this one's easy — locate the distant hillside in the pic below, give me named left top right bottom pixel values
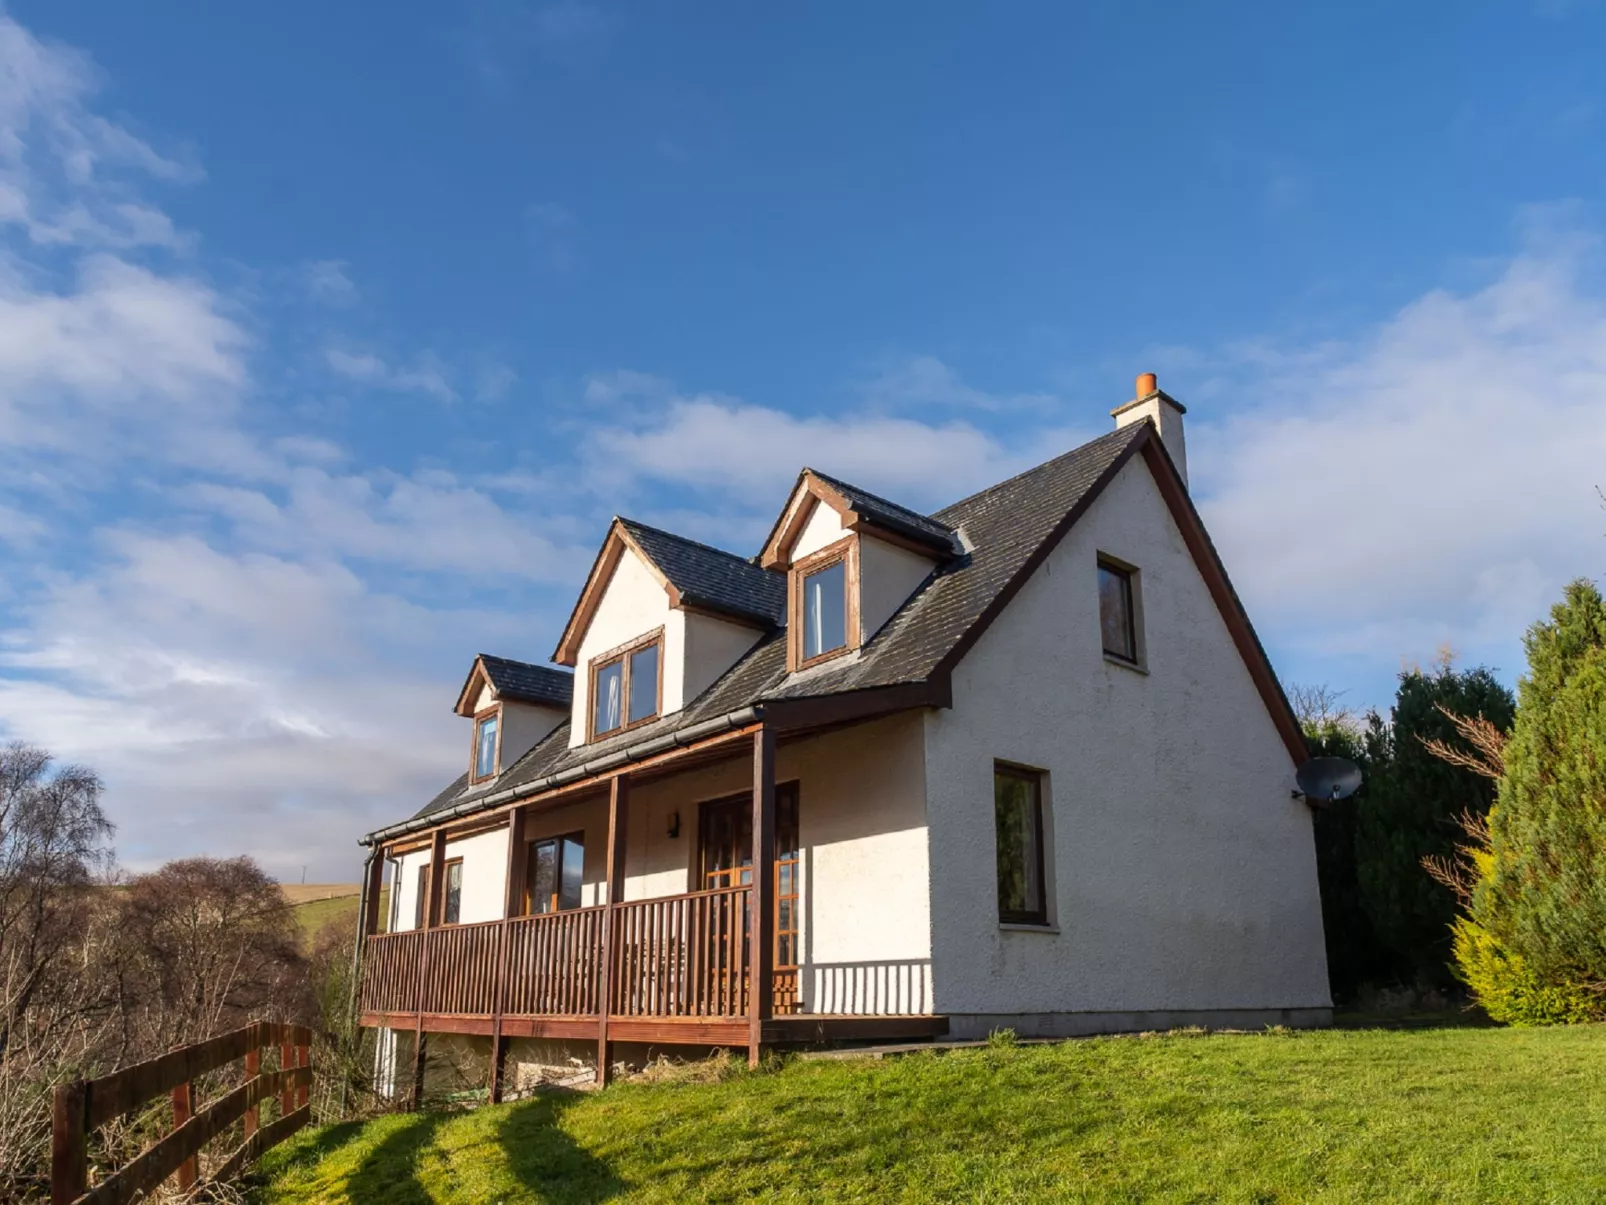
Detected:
left=280, top=883, right=385, bottom=946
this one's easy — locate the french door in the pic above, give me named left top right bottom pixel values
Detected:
left=699, top=783, right=800, bottom=1013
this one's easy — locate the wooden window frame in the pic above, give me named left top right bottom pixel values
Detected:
left=994, top=763, right=1048, bottom=927
left=1097, top=555, right=1143, bottom=668
left=788, top=536, right=860, bottom=672
left=522, top=830, right=586, bottom=915
left=440, top=857, right=465, bottom=926
left=586, top=627, right=665, bottom=742
left=468, top=703, right=504, bottom=785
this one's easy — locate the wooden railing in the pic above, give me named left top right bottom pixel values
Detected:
left=504, top=906, right=605, bottom=1016
left=360, top=886, right=767, bottom=1021
left=52, top=1020, right=312, bottom=1205
left=608, top=885, right=751, bottom=1018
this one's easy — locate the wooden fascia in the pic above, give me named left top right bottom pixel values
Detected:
left=552, top=519, right=679, bottom=667
left=452, top=656, right=493, bottom=718
left=759, top=471, right=855, bottom=569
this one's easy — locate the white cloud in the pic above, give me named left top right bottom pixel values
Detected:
left=325, top=346, right=457, bottom=402
left=1195, top=220, right=1606, bottom=685
left=860, top=354, right=1056, bottom=413
left=303, top=258, right=356, bottom=303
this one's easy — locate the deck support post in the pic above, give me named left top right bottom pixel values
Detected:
left=749, top=726, right=776, bottom=1068
left=596, top=774, right=630, bottom=1087
left=489, top=805, right=527, bottom=1104
left=408, top=828, right=447, bottom=1110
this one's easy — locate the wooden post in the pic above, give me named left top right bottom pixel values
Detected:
left=244, top=1046, right=261, bottom=1138
left=362, top=849, right=385, bottom=936
left=749, top=727, right=776, bottom=1068
left=280, top=1040, right=296, bottom=1118
left=410, top=1028, right=427, bottom=1111
left=171, top=1077, right=198, bottom=1190
left=425, top=828, right=448, bottom=930
left=595, top=775, right=630, bottom=1087
left=296, top=1041, right=311, bottom=1110
left=488, top=806, right=527, bottom=1104
left=51, top=1082, right=87, bottom=1205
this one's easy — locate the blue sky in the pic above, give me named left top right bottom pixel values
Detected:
left=1, top=2, right=1605, bottom=879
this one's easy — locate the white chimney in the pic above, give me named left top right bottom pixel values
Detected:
left=1111, top=371, right=1187, bottom=488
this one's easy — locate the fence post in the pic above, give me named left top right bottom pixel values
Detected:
left=51, top=1081, right=88, bottom=1205
left=280, top=1035, right=295, bottom=1118
left=244, top=1045, right=261, bottom=1138
left=296, top=1037, right=310, bottom=1111
left=171, top=1077, right=197, bottom=1191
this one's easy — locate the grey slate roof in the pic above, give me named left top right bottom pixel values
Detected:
left=806, top=469, right=959, bottom=554
left=620, top=518, right=787, bottom=626
left=382, top=424, right=1149, bottom=836
left=477, top=655, right=573, bottom=708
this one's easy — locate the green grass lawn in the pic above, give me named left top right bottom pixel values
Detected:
left=254, top=1025, right=1606, bottom=1204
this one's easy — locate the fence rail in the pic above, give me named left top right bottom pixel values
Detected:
left=52, top=1019, right=312, bottom=1205
left=608, top=885, right=751, bottom=1018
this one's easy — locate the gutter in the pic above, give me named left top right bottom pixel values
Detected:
left=358, top=705, right=763, bottom=848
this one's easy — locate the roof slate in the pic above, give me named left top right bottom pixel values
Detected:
left=393, top=424, right=1147, bottom=832
left=477, top=655, right=574, bottom=708
left=620, top=518, right=787, bottom=626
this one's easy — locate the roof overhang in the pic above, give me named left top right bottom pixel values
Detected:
left=759, top=470, right=953, bottom=569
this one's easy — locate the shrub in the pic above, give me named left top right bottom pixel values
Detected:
left=1450, top=915, right=1604, bottom=1026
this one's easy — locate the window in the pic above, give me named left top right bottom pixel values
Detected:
left=789, top=539, right=857, bottom=670
left=442, top=858, right=463, bottom=925
left=525, top=834, right=584, bottom=913
left=1098, top=560, right=1139, bottom=664
left=804, top=560, right=847, bottom=659
left=994, top=765, right=1047, bottom=926
left=412, top=863, right=429, bottom=930
left=589, top=631, right=662, bottom=739
left=472, top=710, right=500, bottom=781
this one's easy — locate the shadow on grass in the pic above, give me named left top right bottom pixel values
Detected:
left=345, top=1111, right=448, bottom=1205
left=496, top=1091, right=627, bottom=1203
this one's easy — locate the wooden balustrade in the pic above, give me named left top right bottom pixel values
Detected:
left=360, top=885, right=756, bottom=1022
left=417, top=920, right=502, bottom=1015
left=503, top=906, right=605, bottom=1016
left=607, top=885, right=752, bottom=1019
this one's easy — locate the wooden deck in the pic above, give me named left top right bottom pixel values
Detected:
left=358, top=883, right=946, bottom=1057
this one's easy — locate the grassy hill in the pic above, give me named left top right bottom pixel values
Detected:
left=254, top=1023, right=1606, bottom=1204
left=280, top=884, right=381, bottom=945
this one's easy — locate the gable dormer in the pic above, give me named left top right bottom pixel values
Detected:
left=553, top=518, right=785, bottom=747
left=454, top=655, right=572, bottom=785
left=759, top=470, right=956, bottom=672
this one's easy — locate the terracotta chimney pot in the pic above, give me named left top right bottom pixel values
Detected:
left=1135, top=372, right=1158, bottom=398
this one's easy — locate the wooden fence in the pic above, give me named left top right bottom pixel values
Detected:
left=51, top=1020, right=313, bottom=1205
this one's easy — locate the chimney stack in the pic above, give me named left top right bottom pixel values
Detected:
left=1111, top=371, right=1188, bottom=488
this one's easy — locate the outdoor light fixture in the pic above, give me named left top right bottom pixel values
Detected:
left=667, top=810, right=680, bottom=839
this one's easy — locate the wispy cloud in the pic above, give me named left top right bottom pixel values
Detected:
left=526, top=201, right=580, bottom=272
left=325, top=347, right=457, bottom=402
left=302, top=259, right=356, bottom=304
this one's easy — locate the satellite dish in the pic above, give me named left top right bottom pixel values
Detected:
left=1295, top=757, right=1363, bottom=807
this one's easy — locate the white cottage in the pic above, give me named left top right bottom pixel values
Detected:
left=354, top=373, right=1331, bottom=1099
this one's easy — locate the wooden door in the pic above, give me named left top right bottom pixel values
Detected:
left=699, top=784, right=800, bottom=1013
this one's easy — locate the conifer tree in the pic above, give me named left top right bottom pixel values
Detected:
left=1479, top=580, right=1606, bottom=988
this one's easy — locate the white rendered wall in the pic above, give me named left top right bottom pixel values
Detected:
left=681, top=611, right=765, bottom=707
left=388, top=825, right=512, bottom=930
left=569, top=548, right=676, bottom=747
left=792, top=500, right=847, bottom=560
left=496, top=701, right=566, bottom=770
left=921, top=456, right=1330, bottom=1025
left=857, top=535, right=936, bottom=644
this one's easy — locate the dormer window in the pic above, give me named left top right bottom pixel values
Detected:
left=471, top=708, right=501, bottom=783
left=589, top=629, right=663, bottom=740
left=789, top=539, right=860, bottom=671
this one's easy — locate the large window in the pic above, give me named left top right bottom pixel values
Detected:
left=442, top=858, right=463, bottom=925
left=589, top=631, right=663, bottom=739
left=1098, top=559, right=1139, bottom=664
left=994, top=764, right=1047, bottom=926
left=472, top=710, right=500, bottom=781
left=790, top=540, right=856, bottom=670
left=525, top=834, right=585, bottom=914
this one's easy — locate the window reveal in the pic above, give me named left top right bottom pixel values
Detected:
left=994, top=765, right=1047, bottom=926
